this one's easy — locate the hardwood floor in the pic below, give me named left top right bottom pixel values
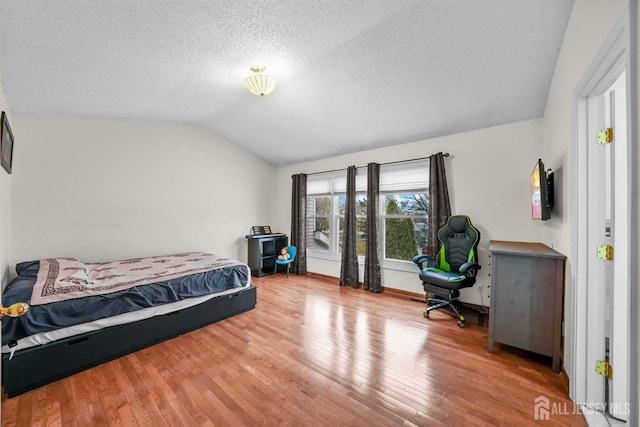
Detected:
left=2, top=274, right=586, bottom=426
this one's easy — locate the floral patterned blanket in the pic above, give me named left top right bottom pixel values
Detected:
left=30, top=252, right=243, bottom=306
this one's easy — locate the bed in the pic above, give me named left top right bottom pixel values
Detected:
left=1, top=252, right=256, bottom=397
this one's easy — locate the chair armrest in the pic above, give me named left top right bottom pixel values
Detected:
left=459, top=262, right=481, bottom=276
left=413, top=254, right=435, bottom=269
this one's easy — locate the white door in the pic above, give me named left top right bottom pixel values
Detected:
left=571, top=10, right=637, bottom=426
left=584, top=72, right=629, bottom=422
left=606, top=72, right=628, bottom=422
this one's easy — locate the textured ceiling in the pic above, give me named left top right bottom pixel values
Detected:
left=0, top=0, right=574, bottom=166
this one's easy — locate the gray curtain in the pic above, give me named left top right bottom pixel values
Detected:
left=291, top=174, right=307, bottom=275
left=340, top=166, right=359, bottom=287
left=364, top=163, right=381, bottom=292
left=427, top=152, right=452, bottom=256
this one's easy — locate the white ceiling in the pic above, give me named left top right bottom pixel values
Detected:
left=0, top=0, right=574, bottom=166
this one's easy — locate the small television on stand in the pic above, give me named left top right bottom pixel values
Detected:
left=530, top=158, right=554, bottom=221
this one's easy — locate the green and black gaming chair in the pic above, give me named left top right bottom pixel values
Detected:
left=412, top=215, right=484, bottom=328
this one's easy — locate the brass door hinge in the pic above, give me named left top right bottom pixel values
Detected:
left=597, top=245, right=614, bottom=261
left=597, top=127, right=614, bottom=144
left=596, top=360, right=613, bottom=380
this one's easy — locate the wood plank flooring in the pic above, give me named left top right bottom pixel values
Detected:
left=2, top=274, right=586, bottom=426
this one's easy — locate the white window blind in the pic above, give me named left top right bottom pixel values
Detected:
left=307, top=167, right=367, bottom=195
left=307, top=159, right=429, bottom=195
left=379, top=159, right=429, bottom=192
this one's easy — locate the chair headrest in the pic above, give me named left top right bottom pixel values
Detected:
left=438, top=215, right=480, bottom=272
left=438, top=215, right=480, bottom=247
left=447, top=216, right=473, bottom=233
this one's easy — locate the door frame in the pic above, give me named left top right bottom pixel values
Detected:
left=571, top=5, right=638, bottom=425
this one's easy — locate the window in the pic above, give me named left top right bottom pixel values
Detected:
left=383, top=193, right=428, bottom=262
left=338, top=194, right=367, bottom=256
left=306, top=169, right=367, bottom=255
left=306, top=196, right=332, bottom=252
left=379, top=160, right=429, bottom=263
left=306, top=159, right=429, bottom=267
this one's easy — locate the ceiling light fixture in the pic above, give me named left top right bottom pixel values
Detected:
left=243, top=66, right=276, bottom=97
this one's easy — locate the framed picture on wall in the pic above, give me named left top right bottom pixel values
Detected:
left=1, top=111, right=14, bottom=174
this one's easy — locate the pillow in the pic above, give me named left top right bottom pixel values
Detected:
left=15, top=260, right=40, bottom=278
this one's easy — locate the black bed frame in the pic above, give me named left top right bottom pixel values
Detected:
left=2, top=285, right=256, bottom=397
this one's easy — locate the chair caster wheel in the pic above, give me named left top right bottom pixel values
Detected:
left=423, top=310, right=430, bottom=318
left=457, top=320, right=465, bottom=328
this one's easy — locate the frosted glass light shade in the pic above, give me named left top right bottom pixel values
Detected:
left=243, top=67, right=276, bottom=97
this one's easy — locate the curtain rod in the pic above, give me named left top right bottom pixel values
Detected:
left=305, top=152, right=449, bottom=176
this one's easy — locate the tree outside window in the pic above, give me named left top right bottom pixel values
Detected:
left=305, top=161, right=430, bottom=266
left=338, top=195, right=367, bottom=256
left=383, top=194, right=428, bottom=261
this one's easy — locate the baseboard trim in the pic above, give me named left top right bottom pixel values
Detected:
left=303, top=272, right=488, bottom=315
left=305, top=272, right=423, bottom=297
left=305, top=271, right=339, bottom=284
left=304, top=272, right=477, bottom=304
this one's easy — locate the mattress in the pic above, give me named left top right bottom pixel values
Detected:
left=2, top=254, right=251, bottom=354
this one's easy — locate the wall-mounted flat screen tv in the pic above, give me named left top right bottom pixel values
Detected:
left=531, top=158, right=554, bottom=221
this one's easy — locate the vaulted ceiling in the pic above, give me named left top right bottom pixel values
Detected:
left=0, top=0, right=574, bottom=166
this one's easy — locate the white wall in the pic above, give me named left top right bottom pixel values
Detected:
left=0, top=36, right=12, bottom=289
left=540, top=0, right=627, bottom=399
left=10, top=113, right=275, bottom=267
left=542, top=0, right=627, bottom=255
left=274, top=118, right=545, bottom=306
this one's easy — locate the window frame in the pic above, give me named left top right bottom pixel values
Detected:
left=306, top=195, right=334, bottom=254
left=379, top=191, right=429, bottom=270
left=306, top=160, right=430, bottom=271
